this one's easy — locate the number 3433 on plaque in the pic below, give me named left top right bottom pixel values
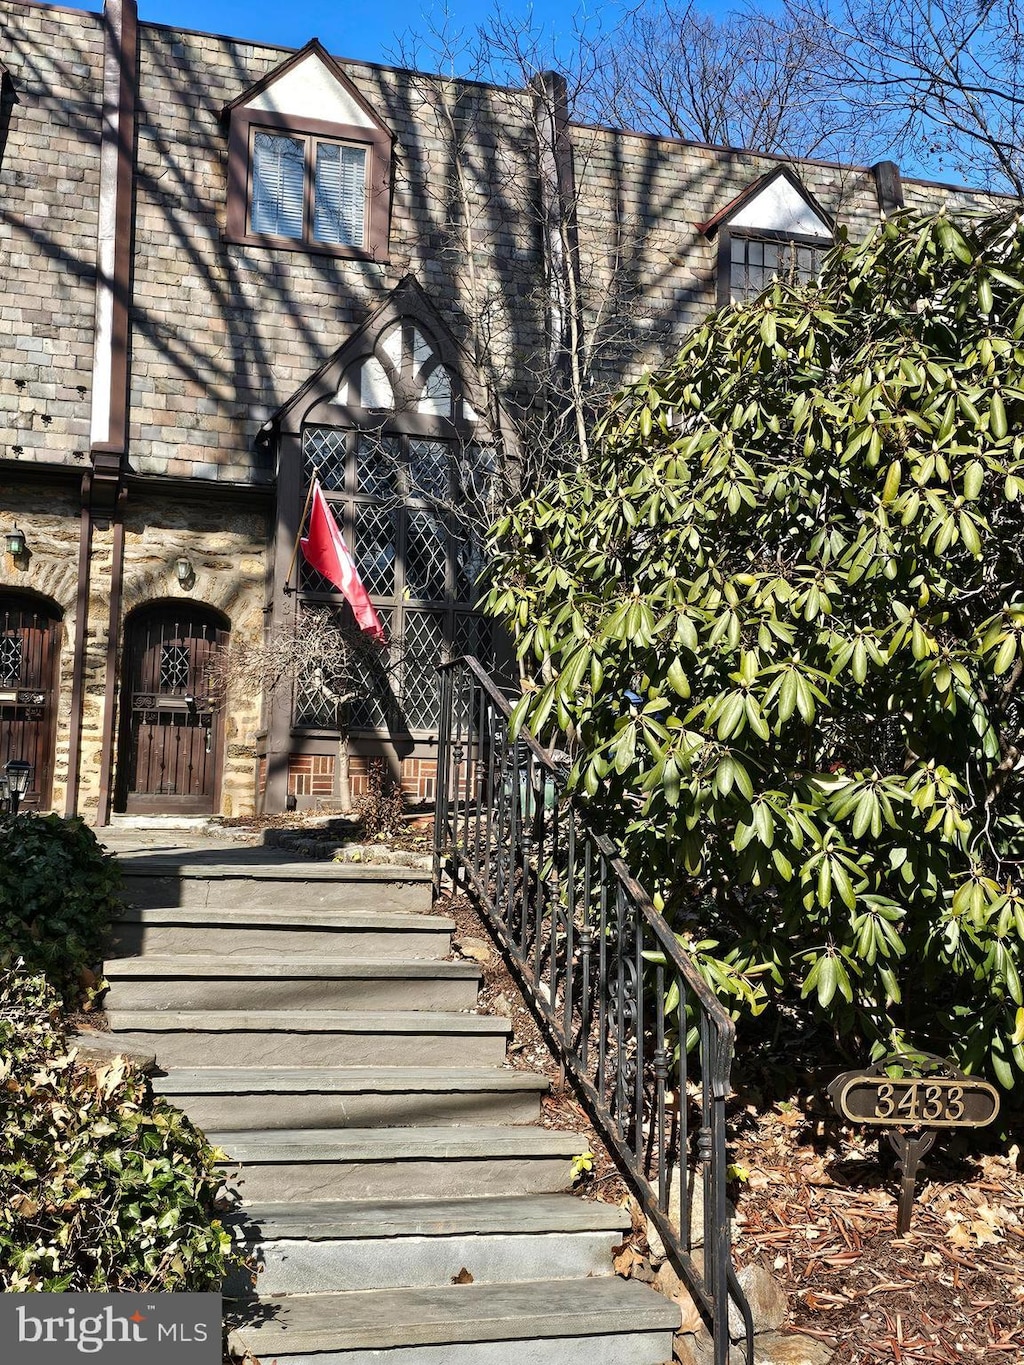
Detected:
left=829, top=1073, right=1000, bottom=1129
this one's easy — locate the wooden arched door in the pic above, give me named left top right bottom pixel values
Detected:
left=0, top=592, right=62, bottom=810
left=117, top=603, right=228, bottom=815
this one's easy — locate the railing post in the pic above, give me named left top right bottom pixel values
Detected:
left=432, top=659, right=455, bottom=902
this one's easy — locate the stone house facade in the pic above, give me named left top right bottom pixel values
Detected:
left=0, top=0, right=1005, bottom=821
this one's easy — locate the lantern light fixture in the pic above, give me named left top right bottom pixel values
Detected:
left=175, top=556, right=193, bottom=585
left=5, top=526, right=26, bottom=557
left=4, top=759, right=32, bottom=817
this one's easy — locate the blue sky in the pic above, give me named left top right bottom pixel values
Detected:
left=85, top=0, right=632, bottom=71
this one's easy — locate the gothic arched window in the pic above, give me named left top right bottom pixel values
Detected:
left=295, top=319, right=493, bottom=734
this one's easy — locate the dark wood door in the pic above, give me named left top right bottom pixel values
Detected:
left=119, top=605, right=228, bottom=815
left=0, top=594, right=61, bottom=810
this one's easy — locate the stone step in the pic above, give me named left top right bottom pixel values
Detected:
left=106, top=1009, right=510, bottom=1069
left=226, top=1278, right=679, bottom=1365
left=103, top=957, right=480, bottom=1012
left=227, top=1194, right=630, bottom=1295
left=109, top=907, right=453, bottom=959
left=119, top=859, right=432, bottom=912
left=214, top=1126, right=588, bottom=1202
left=153, top=1066, right=547, bottom=1130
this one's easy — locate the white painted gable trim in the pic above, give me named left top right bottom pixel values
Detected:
left=728, top=177, right=832, bottom=240
left=244, top=51, right=377, bottom=129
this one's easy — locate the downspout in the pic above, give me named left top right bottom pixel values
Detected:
left=88, top=0, right=138, bottom=824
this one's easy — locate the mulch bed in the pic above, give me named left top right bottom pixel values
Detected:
left=730, top=1104, right=1024, bottom=1362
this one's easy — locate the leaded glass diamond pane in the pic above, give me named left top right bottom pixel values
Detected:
left=160, top=645, right=190, bottom=692
left=357, top=435, right=400, bottom=498
left=452, top=614, right=492, bottom=726
left=0, top=636, right=22, bottom=686
left=453, top=613, right=491, bottom=666
left=400, top=611, right=446, bottom=730
left=300, top=560, right=340, bottom=594
left=355, top=505, right=398, bottom=597
left=455, top=532, right=486, bottom=602
left=349, top=609, right=394, bottom=730
left=405, top=509, right=448, bottom=601
left=294, top=663, right=342, bottom=728
left=304, top=426, right=348, bottom=492
left=456, top=444, right=496, bottom=501
left=408, top=440, right=449, bottom=500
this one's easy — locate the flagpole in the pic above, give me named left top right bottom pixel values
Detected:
left=284, top=465, right=320, bottom=592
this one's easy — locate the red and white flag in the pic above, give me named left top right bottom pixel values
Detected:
left=300, top=480, right=386, bottom=643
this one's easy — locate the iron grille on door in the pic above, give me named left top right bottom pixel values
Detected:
left=0, top=593, right=62, bottom=810
left=117, top=605, right=228, bottom=814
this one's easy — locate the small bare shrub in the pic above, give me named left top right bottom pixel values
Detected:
left=356, top=759, right=406, bottom=840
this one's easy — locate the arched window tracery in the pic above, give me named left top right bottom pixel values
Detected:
left=296, top=319, right=492, bottom=734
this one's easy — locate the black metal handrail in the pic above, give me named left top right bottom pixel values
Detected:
left=433, top=656, right=753, bottom=1365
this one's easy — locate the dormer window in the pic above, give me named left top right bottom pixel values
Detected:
left=700, top=167, right=834, bottom=307
left=729, top=234, right=824, bottom=303
left=250, top=129, right=367, bottom=248
left=224, top=39, right=392, bottom=260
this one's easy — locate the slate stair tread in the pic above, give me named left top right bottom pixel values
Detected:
left=211, top=1125, right=588, bottom=1163
left=226, top=1278, right=679, bottom=1354
left=154, top=1066, right=548, bottom=1094
left=230, top=1193, right=630, bottom=1240
left=113, top=907, right=451, bottom=929
left=109, top=851, right=675, bottom=1364
left=107, top=1009, right=510, bottom=1034
left=118, top=859, right=432, bottom=882
left=105, top=956, right=478, bottom=979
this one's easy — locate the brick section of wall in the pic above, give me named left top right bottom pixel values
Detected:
left=288, top=752, right=335, bottom=797
left=346, top=753, right=436, bottom=804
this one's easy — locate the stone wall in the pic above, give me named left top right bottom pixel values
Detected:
left=1, top=0, right=1014, bottom=822
left=125, top=21, right=543, bottom=483
left=1, top=1, right=1013, bottom=487
left=1, top=478, right=83, bottom=812
left=0, top=2, right=102, bottom=467
left=568, top=125, right=1013, bottom=390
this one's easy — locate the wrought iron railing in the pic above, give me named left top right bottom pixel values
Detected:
left=433, top=656, right=753, bottom=1365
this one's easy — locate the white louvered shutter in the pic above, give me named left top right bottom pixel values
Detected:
left=251, top=132, right=305, bottom=239
left=313, top=143, right=367, bottom=247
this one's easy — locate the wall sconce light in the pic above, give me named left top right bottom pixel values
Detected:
left=175, top=556, right=193, bottom=586
left=4, top=759, right=33, bottom=817
left=6, top=526, right=26, bottom=557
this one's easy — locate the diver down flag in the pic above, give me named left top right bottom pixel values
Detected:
left=300, top=480, right=386, bottom=642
